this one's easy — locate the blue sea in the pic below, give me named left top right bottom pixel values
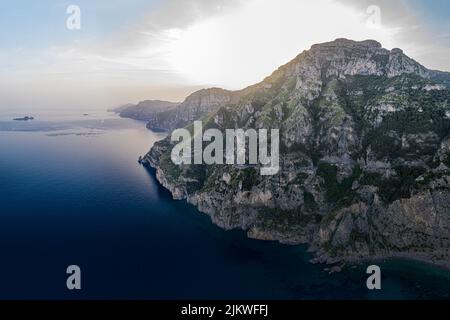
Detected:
left=1, top=110, right=450, bottom=300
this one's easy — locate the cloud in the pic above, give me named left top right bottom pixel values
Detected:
left=2, top=0, right=449, bottom=110
left=147, top=0, right=397, bottom=88
left=335, top=0, right=450, bottom=70
left=92, top=0, right=449, bottom=89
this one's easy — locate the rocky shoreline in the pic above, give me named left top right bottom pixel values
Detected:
left=143, top=152, right=450, bottom=271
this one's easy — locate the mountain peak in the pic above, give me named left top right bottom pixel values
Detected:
left=278, top=38, right=432, bottom=90
left=311, top=38, right=382, bottom=50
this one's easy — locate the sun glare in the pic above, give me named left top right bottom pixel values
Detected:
left=163, top=0, right=396, bottom=89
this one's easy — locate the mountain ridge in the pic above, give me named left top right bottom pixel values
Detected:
left=118, top=39, right=450, bottom=130
left=110, top=100, right=179, bottom=130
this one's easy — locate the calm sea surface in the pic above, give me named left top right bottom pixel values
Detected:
left=1, top=111, right=450, bottom=299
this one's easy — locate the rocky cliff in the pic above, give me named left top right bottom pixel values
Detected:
left=113, top=90, right=238, bottom=132
left=145, top=88, right=239, bottom=132
left=111, top=100, right=179, bottom=129
left=143, top=39, right=450, bottom=269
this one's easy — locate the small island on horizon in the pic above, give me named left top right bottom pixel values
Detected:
left=13, top=116, right=34, bottom=121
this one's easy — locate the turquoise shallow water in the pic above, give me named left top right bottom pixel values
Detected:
left=0, top=112, right=450, bottom=299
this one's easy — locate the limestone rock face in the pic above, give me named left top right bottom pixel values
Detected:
left=143, top=39, right=450, bottom=267
left=146, top=88, right=237, bottom=132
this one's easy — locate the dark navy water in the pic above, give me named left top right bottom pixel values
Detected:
left=1, top=111, right=450, bottom=300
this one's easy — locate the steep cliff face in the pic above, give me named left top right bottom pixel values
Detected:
left=144, top=39, right=450, bottom=268
left=146, top=88, right=238, bottom=132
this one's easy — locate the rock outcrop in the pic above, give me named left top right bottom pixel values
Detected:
left=145, top=88, right=238, bottom=132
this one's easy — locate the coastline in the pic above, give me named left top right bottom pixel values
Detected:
left=140, top=142, right=450, bottom=273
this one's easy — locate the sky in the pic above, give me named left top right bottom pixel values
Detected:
left=0, top=0, right=449, bottom=111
